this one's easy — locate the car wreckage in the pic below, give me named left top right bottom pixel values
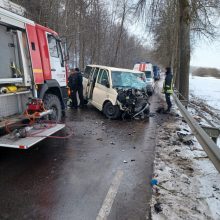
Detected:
left=117, top=88, right=150, bottom=119
left=83, top=65, right=150, bottom=119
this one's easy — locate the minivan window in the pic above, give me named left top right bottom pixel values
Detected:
left=112, top=71, right=146, bottom=90
left=100, top=70, right=109, bottom=86
left=84, top=66, right=93, bottom=79
left=93, top=68, right=100, bottom=82
left=97, top=69, right=109, bottom=85
left=97, top=69, right=104, bottom=83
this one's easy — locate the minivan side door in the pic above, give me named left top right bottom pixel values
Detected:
left=92, top=69, right=110, bottom=110
left=83, top=66, right=93, bottom=98
left=83, top=66, right=100, bottom=100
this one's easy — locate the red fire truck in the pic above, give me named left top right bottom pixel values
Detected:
left=0, top=0, right=69, bottom=149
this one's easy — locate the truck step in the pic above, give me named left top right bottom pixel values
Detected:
left=0, top=123, right=65, bottom=149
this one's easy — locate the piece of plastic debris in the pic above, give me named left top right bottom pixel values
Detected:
left=131, top=159, right=135, bottom=162
left=151, top=179, right=158, bottom=186
left=149, top=113, right=156, bottom=117
left=154, top=202, right=162, bottom=213
left=123, top=160, right=128, bottom=163
left=156, top=107, right=165, bottom=114
left=121, top=150, right=125, bottom=152
left=177, top=131, right=194, bottom=145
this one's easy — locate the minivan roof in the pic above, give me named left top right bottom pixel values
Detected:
left=86, top=64, right=143, bottom=74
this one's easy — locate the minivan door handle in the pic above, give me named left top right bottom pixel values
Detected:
left=51, top=68, right=56, bottom=71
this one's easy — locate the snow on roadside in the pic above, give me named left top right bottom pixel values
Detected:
left=189, top=75, right=220, bottom=111
left=150, top=100, right=220, bottom=219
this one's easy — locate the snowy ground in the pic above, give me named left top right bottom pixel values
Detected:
left=189, top=75, right=220, bottom=146
left=150, top=78, right=220, bottom=220
left=189, top=75, right=220, bottom=111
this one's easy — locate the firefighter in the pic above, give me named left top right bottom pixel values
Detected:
left=68, top=67, right=84, bottom=109
left=162, top=67, right=173, bottom=112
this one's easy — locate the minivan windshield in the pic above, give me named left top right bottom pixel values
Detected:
left=112, top=71, right=146, bottom=90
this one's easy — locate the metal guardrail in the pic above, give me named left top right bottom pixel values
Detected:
left=173, top=93, right=220, bottom=173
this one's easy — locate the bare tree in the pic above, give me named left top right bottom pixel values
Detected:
left=135, top=0, right=220, bottom=100
left=12, top=0, right=151, bottom=69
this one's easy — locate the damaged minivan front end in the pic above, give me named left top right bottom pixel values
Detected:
left=116, top=88, right=150, bottom=119
left=111, top=70, right=150, bottom=119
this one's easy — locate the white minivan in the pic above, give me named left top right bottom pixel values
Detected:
left=133, top=62, right=155, bottom=95
left=83, top=65, right=150, bottom=119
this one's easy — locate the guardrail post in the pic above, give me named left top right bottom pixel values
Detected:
left=201, top=126, right=220, bottom=144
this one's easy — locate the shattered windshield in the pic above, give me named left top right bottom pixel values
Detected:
left=111, top=71, right=146, bottom=90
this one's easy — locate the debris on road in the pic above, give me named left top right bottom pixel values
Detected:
left=154, top=202, right=163, bottom=213
left=177, top=131, right=194, bottom=145
left=151, top=179, right=158, bottom=186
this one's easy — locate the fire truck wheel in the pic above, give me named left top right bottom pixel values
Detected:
left=43, top=94, right=62, bottom=121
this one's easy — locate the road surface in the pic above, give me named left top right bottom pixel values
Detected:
left=0, top=93, right=161, bottom=220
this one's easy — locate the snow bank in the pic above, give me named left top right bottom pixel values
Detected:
left=189, top=75, right=220, bottom=110
left=150, top=101, right=220, bottom=219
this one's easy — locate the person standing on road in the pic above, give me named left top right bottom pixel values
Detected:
left=162, top=67, right=173, bottom=112
left=68, top=67, right=84, bottom=109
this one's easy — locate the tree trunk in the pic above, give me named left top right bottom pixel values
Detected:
left=111, top=2, right=126, bottom=66
left=178, top=0, right=190, bottom=100
left=173, top=4, right=180, bottom=90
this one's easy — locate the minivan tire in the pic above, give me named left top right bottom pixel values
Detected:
left=43, top=94, right=62, bottom=122
left=103, top=102, right=121, bottom=119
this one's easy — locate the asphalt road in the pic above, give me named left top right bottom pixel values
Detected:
left=0, top=94, right=161, bottom=220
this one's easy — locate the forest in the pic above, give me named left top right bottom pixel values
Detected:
left=11, top=0, right=220, bottom=99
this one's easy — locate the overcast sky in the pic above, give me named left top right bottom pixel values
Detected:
left=191, top=37, right=220, bottom=69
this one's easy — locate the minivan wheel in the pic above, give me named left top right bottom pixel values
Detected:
left=103, top=102, right=121, bottom=119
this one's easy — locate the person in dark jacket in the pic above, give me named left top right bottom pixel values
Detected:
left=162, top=67, right=173, bottom=112
left=68, top=67, right=84, bottom=109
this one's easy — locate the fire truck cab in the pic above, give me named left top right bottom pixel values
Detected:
left=0, top=0, right=68, bottom=149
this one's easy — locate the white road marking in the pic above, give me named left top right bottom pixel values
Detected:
left=96, top=170, right=124, bottom=220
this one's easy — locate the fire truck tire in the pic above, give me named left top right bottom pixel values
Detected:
left=43, top=94, right=62, bottom=121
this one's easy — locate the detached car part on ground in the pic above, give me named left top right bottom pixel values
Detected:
left=83, top=65, right=150, bottom=120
